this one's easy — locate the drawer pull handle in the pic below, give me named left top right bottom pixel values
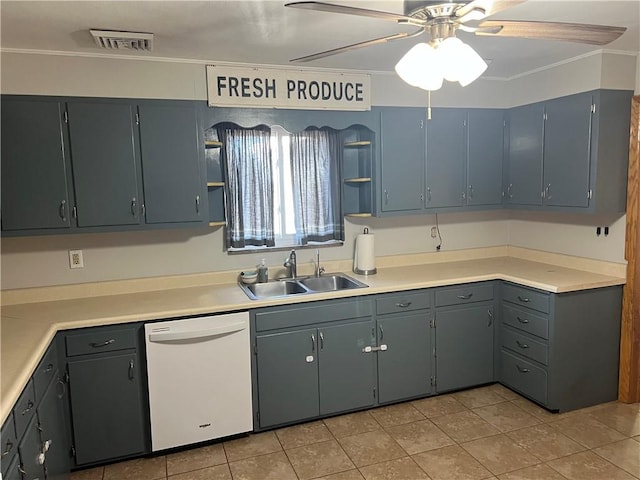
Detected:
left=21, top=400, right=34, bottom=416
left=2, top=440, right=14, bottom=457
left=516, top=365, right=530, bottom=373
left=43, top=363, right=54, bottom=373
left=90, top=339, right=115, bottom=348
left=517, top=295, right=530, bottom=303
left=516, top=340, right=529, bottom=349
left=395, top=302, right=412, bottom=308
left=456, top=293, right=473, bottom=300
left=516, top=316, right=529, bottom=324
left=487, top=309, right=493, bottom=327
left=129, top=360, right=135, bottom=380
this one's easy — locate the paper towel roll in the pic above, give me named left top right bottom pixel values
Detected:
left=353, top=230, right=377, bottom=275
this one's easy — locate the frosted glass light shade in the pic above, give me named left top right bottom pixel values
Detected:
left=394, top=43, right=444, bottom=91
left=395, top=37, right=488, bottom=90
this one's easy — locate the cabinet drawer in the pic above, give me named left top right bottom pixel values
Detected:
left=1, top=413, right=17, bottom=476
left=500, top=349, right=548, bottom=405
left=33, top=341, right=58, bottom=403
left=66, top=328, right=137, bottom=356
left=12, top=380, right=36, bottom=440
left=255, top=297, right=373, bottom=332
left=502, top=305, right=549, bottom=340
left=435, top=283, right=493, bottom=307
left=502, top=283, right=550, bottom=313
left=501, top=326, right=548, bottom=365
left=376, top=290, right=430, bottom=315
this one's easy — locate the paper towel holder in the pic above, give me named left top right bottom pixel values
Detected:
left=354, top=227, right=377, bottom=275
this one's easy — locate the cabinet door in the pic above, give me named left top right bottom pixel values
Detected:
left=37, top=377, right=70, bottom=480
left=377, top=313, right=432, bottom=404
left=467, top=110, right=504, bottom=206
left=435, top=305, right=494, bottom=392
left=318, top=321, right=375, bottom=416
left=543, top=92, right=592, bottom=207
left=17, top=415, right=45, bottom=480
left=138, top=103, right=205, bottom=224
left=506, top=103, right=544, bottom=206
left=67, top=101, right=142, bottom=227
left=255, top=329, right=319, bottom=428
left=426, top=109, right=466, bottom=208
left=1, top=98, right=73, bottom=231
left=380, top=108, right=425, bottom=213
left=67, top=352, right=146, bottom=465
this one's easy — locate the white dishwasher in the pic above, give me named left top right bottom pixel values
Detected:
left=144, top=311, right=252, bottom=452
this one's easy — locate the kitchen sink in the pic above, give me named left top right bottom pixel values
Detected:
left=239, top=273, right=368, bottom=300
left=299, top=274, right=367, bottom=292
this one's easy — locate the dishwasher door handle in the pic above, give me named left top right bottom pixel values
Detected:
left=148, top=322, right=246, bottom=343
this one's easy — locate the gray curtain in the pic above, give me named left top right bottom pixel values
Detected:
left=290, top=128, right=342, bottom=244
left=221, top=125, right=275, bottom=248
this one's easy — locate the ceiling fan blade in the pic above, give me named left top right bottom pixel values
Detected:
left=456, top=0, right=527, bottom=22
left=290, top=32, right=416, bottom=62
left=476, top=20, right=626, bottom=45
left=285, top=1, right=415, bottom=23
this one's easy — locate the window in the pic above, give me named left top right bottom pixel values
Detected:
left=219, top=123, right=343, bottom=251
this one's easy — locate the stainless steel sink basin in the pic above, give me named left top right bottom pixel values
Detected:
left=238, top=273, right=367, bottom=300
left=299, top=274, right=367, bottom=292
left=242, top=280, right=308, bottom=300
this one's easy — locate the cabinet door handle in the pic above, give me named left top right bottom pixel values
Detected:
left=545, top=183, right=552, bottom=200
left=90, top=339, right=115, bottom=348
left=517, top=295, right=530, bottom=303
left=507, top=183, right=513, bottom=199
left=319, top=332, right=324, bottom=350
left=195, top=195, right=200, bottom=214
left=426, top=187, right=432, bottom=202
left=395, top=302, right=412, bottom=308
left=516, top=316, right=529, bottom=324
left=311, top=334, right=316, bottom=352
left=59, top=200, right=67, bottom=221
left=128, top=359, right=135, bottom=380
left=487, top=308, right=493, bottom=327
left=57, top=378, right=66, bottom=400
left=468, top=185, right=473, bottom=199
left=516, top=365, right=530, bottom=373
left=21, top=400, right=34, bottom=416
left=130, top=197, right=137, bottom=216
left=2, top=440, right=13, bottom=457
left=18, top=465, right=27, bottom=475
left=384, top=189, right=389, bottom=205
left=43, top=363, right=54, bottom=373
left=379, top=324, right=384, bottom=341
left=516, top=340, right=529, bottom=349
left=456, top=293, right=473, bottom=300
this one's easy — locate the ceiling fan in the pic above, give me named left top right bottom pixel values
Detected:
left=285, top=0, right=627, bottom=62
left=285, top=1, right=627, bottom=90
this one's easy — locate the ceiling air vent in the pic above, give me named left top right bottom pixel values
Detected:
left=90, top=29, right=154, bottom=52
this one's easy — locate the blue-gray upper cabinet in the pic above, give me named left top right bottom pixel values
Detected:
left=378, top=107, right=425, bottom=214
left=67, top=100, right=143, bottom=227
left=342, top=126, right=374, bottom=218
left=505, top=102, right=544, bottom=206
left=1, top=97, right=74, bottom=231
left=426, top=109, right=467, bottom=208
left=138, top=102, right=206, bottom=225
left=467, top=109, right=505, bottom=207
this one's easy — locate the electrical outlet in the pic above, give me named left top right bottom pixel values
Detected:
left=69, top=250, right=84, bottom=269
left=430, top=226, right=438, bottom=238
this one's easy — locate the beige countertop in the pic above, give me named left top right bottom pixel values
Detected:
left=0, top=247, right=626, bottom=425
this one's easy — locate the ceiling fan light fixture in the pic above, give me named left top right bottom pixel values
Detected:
left=395, top=36, right=487, bottom=91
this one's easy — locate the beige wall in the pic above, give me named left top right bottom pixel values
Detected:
left=0, top=50, right=635, bottom=289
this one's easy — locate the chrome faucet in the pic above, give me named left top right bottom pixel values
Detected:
left=315, top=249, right=325, bottom=277
left=284, top=249, right=297, bottom=279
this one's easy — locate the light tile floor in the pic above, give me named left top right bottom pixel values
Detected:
left=70, top=384, right=640, bottom=480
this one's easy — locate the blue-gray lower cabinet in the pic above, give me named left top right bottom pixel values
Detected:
left=18, top=415, right=45, bottom=480
left=374, top=290, right=433, bottom=404
left=37, top=376, right=70, bottom=480
left=434, top=283, right=495, bottom=393
left=252, top=297, right=376, bottom=430
left=498, top=282, right=622, bottom=412
left=64, top=324, right=149, bottom=467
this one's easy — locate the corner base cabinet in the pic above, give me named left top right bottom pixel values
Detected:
left=498, top=283, right=622, bottom=412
